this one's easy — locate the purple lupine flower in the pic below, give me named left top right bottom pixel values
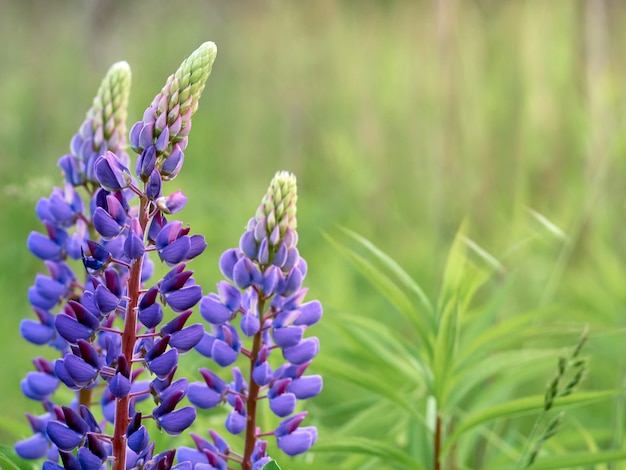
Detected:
left=192, top=171, right=323, bottom=466
left=17, top=42, right=216, bottom=470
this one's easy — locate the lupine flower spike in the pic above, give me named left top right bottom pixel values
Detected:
left=190, top=171, right=323, bottom=469
left=18, top=42, right=217, bottom=470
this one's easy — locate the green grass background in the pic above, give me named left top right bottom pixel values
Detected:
left=2, top=0, right=626, bottom=468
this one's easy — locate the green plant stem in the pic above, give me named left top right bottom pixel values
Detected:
left=242, top=297, right=266, bottom=470
left=112, top=195, right=148, bottom=470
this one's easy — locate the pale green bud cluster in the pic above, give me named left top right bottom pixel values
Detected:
left=255, top=171, right=298, bottom=239
left=89, top=61, right=131, bottom=151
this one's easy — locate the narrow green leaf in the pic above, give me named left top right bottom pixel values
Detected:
left=340, top=228, right=434, bottom=316
left=442, top=389, right=624, bottom=455
left=262, top=461, right=282, bottom=470
left=314, top=357, right=426, bottom=423
left=456, top=306, right=558, bottom=367
left=0, top=452, right=22, bottom=470
left=324, top=232, right=432, bottom=352
left=529, top=450, right=626, bottom=469
left=437, top=222, right=469, bottom=315
left=433, top=299, right=460, bottom=406
left=313, top=437, right=428, bottom=470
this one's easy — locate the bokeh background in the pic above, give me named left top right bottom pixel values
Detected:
left=2, top=0, right=626, bottom=468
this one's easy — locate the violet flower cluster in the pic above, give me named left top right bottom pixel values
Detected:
left=15, top=40, right=322, bottom=470
left=183, top=172, right=323, bottom=470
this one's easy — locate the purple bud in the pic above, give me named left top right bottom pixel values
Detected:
left=94, top=285, right=118, bottom=315
left=240, top=312, right=260, bottom=337
left=139, top=303, right=163, bottom=329
left=239, top=231, right=257, bottom=259
left=155, top=126, right=170, bottom=152
left=161, top=144, right=184, bottom=180
left=137, top=145, right=157, bottom=181
left=94, top=151, right=131, bottom=192
left=109, top=372, right=131, bottom=398
left=252, top=361, right=273, bottom=386
left=124, top=231, right=145, bottom=260
left=219, top=249, right=240, bottom=280
left=156, top=190, right=187, bottom=214
left=146, top=169, right=162, bottom=199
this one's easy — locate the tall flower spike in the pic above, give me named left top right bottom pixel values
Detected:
left=60, top=61, right=132, bottom=185
left=195, top=171, right=322, bottom=468
left=131, top=42, right=218, bottom=181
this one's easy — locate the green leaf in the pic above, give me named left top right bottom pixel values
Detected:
left=340, top=228, right=434, bottom=316
left=313, top=437, right=428, bottom=470
left=442, top=389, right=625, bottom=455
left=324, top=231, right=432, bottom=353
left=314, top=357, right=426, bottom=423
left=529, top=450, right=626, bottom=469
left=0, top=452, right=22, bottom=470
left=262, top=461, right=282, bottom=470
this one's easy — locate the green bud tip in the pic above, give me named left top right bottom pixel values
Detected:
left=162, top=41, right=217, bottom=124
left=91, top=61, right=132, bottom=146
left=256, top=171, right=298, bottom=237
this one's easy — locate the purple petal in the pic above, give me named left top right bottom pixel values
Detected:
left=200, top=294, right=233, bottom=325
left=252, top=361, right=273, bottom=386
left=159, top=236, right=191, bottom=266
left=211, top=340, right=238, bottom=367
left=157, top=406, right=196, bottom=435
left=46, top=421, right=83, bottom=452
left=138, top=303, right=164, bottom=329
left=289, top=375, right=323, bottom=400
left=55, top=314, right=92, bottom=343
left=170, top=324, right=205, bottom=352
left=239, top=231, right=257, bottom=259
left=20, top=319, right=54, bottom=345
left=109, top=372, right=131, bottom=398
left=273, top=326, right=305, bottom=349
left=63, top=354, right=98, bottom=385
left=195, top=332, right=216, bottom=358
left=225, top=410, right=246, bottom=435
left=124, top=231, right=145, bottom=260
left=217, top=281, right=241, bottom=311
left=15, top=433, right=49, bottom=459
left=277, top=427, right=317, bottom=456
left=270, top=393, right=297, bottom=417
left=294, top=300, right=322, bottom=327
left=26, top=372, right=58, bottom=396
left=27, top=232, right=61, bottom=261
left=77, top=446, right=105, bottom=470
left=93, top=207, right=123, bottom=238
left=283, top=337, right=319, bottom=365
left=188, top=382, right=222, bottom=409
left=95, top=285, right=119, bottom=315
left=148, top=348, right=178, bottom=378
left=219, top=249, right=240, bottom=280
left=165, top=285, right=202, bottom=313
left=240, top=313, right=260, bottom=337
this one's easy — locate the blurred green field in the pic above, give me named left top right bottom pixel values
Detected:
left=3, top=0, right=626, bottom=468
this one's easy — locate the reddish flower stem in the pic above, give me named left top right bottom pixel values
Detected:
left=242, top=298, right=266, bottom=470
left=112, top=195, right=148, bottom=470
